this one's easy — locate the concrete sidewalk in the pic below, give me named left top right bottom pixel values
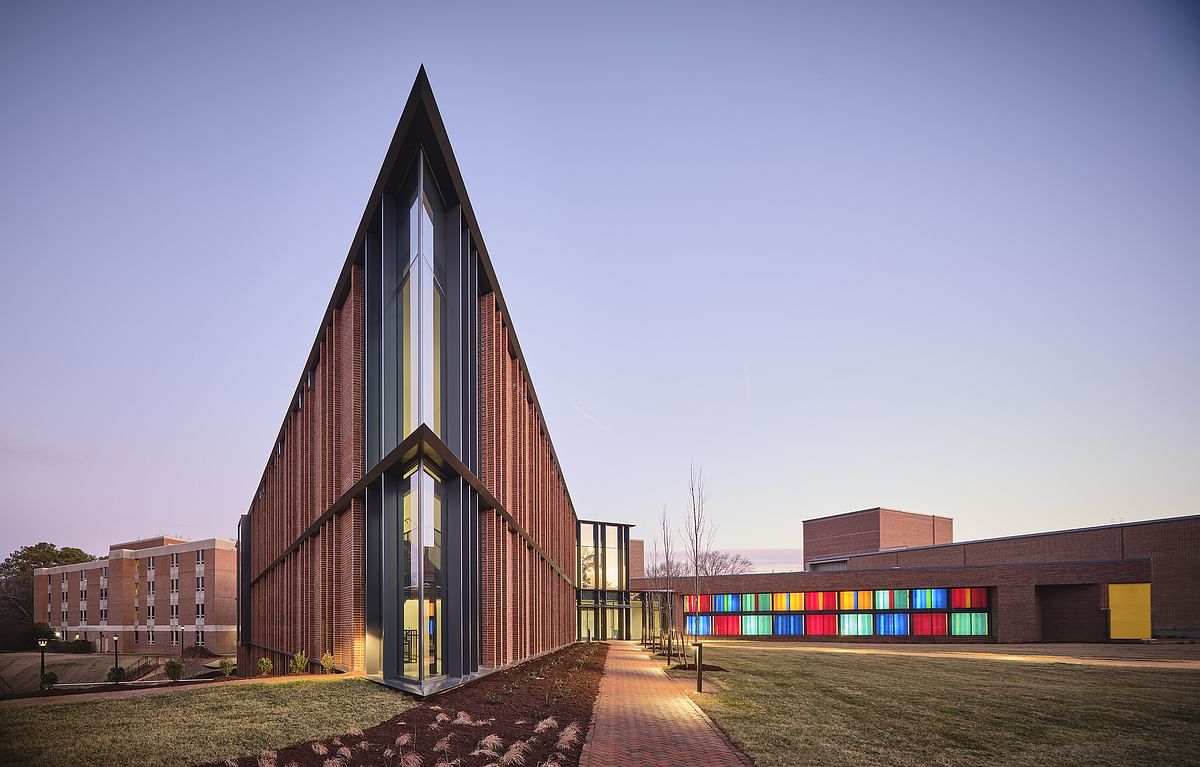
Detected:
left=580, top=642, right=752, bottom=767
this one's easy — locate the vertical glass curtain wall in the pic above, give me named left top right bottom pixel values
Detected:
left=364, top=149, right=481, bottom=694
left=683, top=587, right=990, bottom=639
left=576, top=521, right=630, bottom=640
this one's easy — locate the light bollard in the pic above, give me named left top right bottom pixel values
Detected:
left=693, top=642, right=703, bottom=692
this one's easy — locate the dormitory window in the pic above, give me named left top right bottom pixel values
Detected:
left=147, top=559, right=154, bottom=574
left=147, top=631, right=154, bottom=646
left=147, top=605, right=155, bottom=619
left=100, top=608, right=107, bottom=622
left=170, top=630, right=179, bottom=646
left=134, top=630, right=139, bottom=643
left=196, top=576, right=205, bottom=592
left=195, top=603, right=205, bottom=619
left=147, top=581, right=155, bottom=595
left=170, top=604, right=179, bottom=619
left=100, top=587, right=107, bottom=599
left=80, top=589, right=86, bottom=601
left=196, top=550, right=205, bottom=565
left=61, top=609, right=67, bottom=622
left=171, top=578, right=179, bottom=593
left=80, top=609, right=87, bottom=623
left=171, top=553, right=179, bottom=567
left=101, top=566, right=107, bottom=578
left=195, top=629, right=205, bottom=647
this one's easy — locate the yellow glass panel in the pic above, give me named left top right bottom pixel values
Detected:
left=790, top=592, right=804, bottom=611
left=838, top=591, right=855, bottom=610
left=1108, top=583, right=1151, bottom=639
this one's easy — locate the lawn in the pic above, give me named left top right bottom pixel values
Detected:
left=680, top=642, right=1200, bottom=767
left=0, top=677, right=414, bottom=767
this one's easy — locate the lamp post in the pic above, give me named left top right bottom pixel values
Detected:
left=37, top=638, right=48, bottom=689
left=112, top=635, right=119, bottom=680
left=692, top=641, right=704, bottom=693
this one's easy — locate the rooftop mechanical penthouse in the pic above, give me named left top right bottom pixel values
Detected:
left=238, top=70, right=578, bottom=695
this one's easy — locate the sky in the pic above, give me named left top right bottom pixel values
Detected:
left=1, top=1, right=1198, bottom=567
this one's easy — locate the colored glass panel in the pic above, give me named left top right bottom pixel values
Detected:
left=806, top=614, right=838, bottom=635
left=742, top=614, right=772, bottom=636
left=757, top=593, right=772, bottom=611
left=839, top=613, right=873, bottom=636
left=950, top=612, right=988, bottom=636
left=912, top=588, right=949, bottom=609
left=876, top=613, right=910, bottom=636
left=714, top=615, right=741, bottom=635
left=774, top=614, right=804, bottom=635
left=771, top=593, right=788, bottom=611
left=699, top=594, right=713, bottom=612
left=789, top=592, right=804, bottom=611
left=805, top=591, right=837, bottom=611
left=912, top=612, right=949, bottom=635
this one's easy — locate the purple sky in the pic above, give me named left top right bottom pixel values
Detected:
left=1, top=2, right=1198, bottom=567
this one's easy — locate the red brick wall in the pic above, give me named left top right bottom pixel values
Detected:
left=803, top=510, right=881, bottom=564
left=629, top=538, right=645, bottom=580
left=243, top=266, right=365, bottom=674
left=478, top=292, right=576, bottom=669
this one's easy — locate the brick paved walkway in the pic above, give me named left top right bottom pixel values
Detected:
left=580, top=641, right=752, bottom=767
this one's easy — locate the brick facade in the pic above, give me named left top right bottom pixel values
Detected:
left=634, top=558, right=1153, bottom=643
left=803, top=508, right=953, bottom=567
left=843, top=515, right=1200, bottom=636
left=240, top=266, right=365, bottom=674
left=478, top=292, right=576, bottom=669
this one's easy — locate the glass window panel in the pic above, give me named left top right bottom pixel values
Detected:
left=401, top=476, right=418, bottom=679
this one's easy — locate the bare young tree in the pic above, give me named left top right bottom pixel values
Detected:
left=703, top=550, right=754, bottom=576
left=683, top=462, right=711, bottom=645
left=657, top=505, right=677, bottom=664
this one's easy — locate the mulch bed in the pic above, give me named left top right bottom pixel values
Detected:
left=197, top=641, right=609, bottom=767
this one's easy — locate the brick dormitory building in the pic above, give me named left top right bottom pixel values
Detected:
left=33, top=536, right=238, bottom=654
left=231, top=69, right=1198, bottom=696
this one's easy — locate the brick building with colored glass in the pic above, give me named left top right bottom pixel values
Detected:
left=237, top=69, right=578, bottom=695
left=630, top=509, right=1199, bottom=644
left=33, top=536, right=238, bottom=655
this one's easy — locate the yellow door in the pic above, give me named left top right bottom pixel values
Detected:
left=1108, top=583, right=1151, bottom=639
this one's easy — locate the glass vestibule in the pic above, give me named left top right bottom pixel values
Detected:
left=395, top=460, right=446, bottom=681
left=372, top=152, right=452, bottom=685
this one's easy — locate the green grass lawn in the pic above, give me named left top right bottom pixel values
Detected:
left=678, top=642, right=1200, bottom=767
left=0, top=677, right=414, bottom=767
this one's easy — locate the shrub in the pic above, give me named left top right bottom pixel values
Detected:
left=164, top=660, right=184, bottom=681
left=220, top=657, right=236, bottom=677
left=258, top=657, right=273, bottom=676
left=290, top=650, right=308, bottom=675
left=107, top=665, right=127, bottom=683
left=320, top=651, right=335, bottom=674
left=40, top=671, right=58, bottom=690
left=69, top=638, right=94, bottom=653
